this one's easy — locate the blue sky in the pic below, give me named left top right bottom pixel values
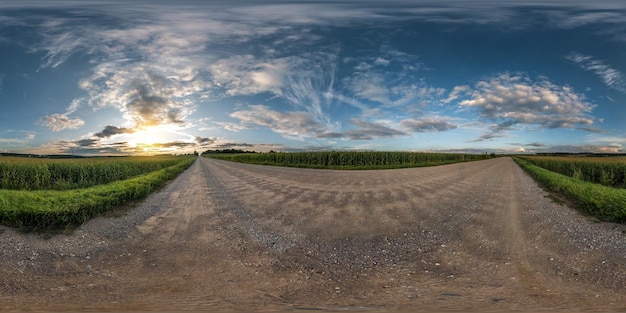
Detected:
left=0, top=0, right=625, bottom=155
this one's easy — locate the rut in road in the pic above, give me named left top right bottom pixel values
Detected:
left=0, top=157, right=625, bottom=311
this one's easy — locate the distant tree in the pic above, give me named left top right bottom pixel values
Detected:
left=203, top=149, right=256, bottom=154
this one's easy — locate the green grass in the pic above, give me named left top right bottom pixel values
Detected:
left=206, top=151, right=496, bottom=170
left=0, top=157, right=195, bottom=231
left=514, top=157, right=626, bottom=223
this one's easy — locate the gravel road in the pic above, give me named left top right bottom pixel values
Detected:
left=1, top=157, right=625, bottom=312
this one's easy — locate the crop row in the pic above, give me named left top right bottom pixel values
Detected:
left=0, top=156, right=187, bottom=190
left=0, top=157, right=195, bottom=231
left=517, top=156, right=626, bottom=188
left=207, top=151, right=495, bottom=169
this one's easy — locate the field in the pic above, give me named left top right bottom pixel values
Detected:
left=0, top=155, right=195, bottom=230
left=207, top=151, right=496, bottom=169
left=514, top=156, right=626, bottom=222
left=515, top=155, right=626, bottom=188
left=3, top=157, right=625, bottom=311
left=0, top=156, right=189, bottom=190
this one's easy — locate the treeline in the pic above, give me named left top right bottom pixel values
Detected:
left=202, top=149, right=257, bottom=154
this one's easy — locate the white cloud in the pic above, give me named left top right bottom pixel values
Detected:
left=566, top=52, right=626, bottom=92
left=456, top=73, right=596, bottom=141
left=442, top=85, right=470, bottom=103
left=373, top=57, right=390, bottom=66
left=42, top=114, right=85, bottom=132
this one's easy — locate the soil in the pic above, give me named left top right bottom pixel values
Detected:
left=1, top=157, right=625, bottom=312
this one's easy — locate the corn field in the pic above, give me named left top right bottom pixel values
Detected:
left=0, top=156, right=187, bottom=190
left=0, top=156, right=195, bottom=230
left=210, top=151, right=494, bottom=168
left=517, top=156, right=626, bottom=188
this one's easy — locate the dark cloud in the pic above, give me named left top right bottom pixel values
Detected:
left=77, top=139, right=98, bottom=147
left=195, top=136, right=216, bottom=144
left=52, top=140, right=129, bottom=156
left=576, top=126, right=606, bottom=133
left=315, top=132, right=344, bottom=139
left=471, top=120, right=516, bottom=142
left=526, top=142, right=545, bottom=147
left=95, top=125, right=134, bottom=138
left=469, top=132, right=508, bottom=142
left=315, top=119, right=406, bottom=140
left=214, top=142, right=255, bottom=148
left=401, top=118, right=457, bottom=133
left=116, top=72, right=191, bottom=129
left=345, top=119, right=406, bottom=140
left=127, top=93, right=179, bottom=128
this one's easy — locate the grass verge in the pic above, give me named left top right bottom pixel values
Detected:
left=0, top=157, right=195, bottom=231
left=514, top=157, right=626, bottom=223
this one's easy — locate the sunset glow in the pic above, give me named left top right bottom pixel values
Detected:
left=0, top=1, right=624, bottom=155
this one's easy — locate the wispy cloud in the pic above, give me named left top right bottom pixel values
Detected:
left=342, top=47, right=434, bottom=108
left=566, top=52, right=626, bottom=92
left=210, top=55, right=294, bottom=97
left=214, top=121, right=250, bottom=132
left=230, top=105, right=326, bottom=140
left=347, top=72, right=390, bottom=103
left=230, top=105, right=409, bottom=141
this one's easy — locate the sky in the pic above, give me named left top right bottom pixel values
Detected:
left=0, top=0, right=625, bottom=155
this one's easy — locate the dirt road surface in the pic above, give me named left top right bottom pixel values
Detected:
left=1, top=157, right=625, bottom=312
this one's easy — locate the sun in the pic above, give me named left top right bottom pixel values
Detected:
left=126, top=125, right=183, bottom=148
left=128, top=128, right=158, bottom=147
